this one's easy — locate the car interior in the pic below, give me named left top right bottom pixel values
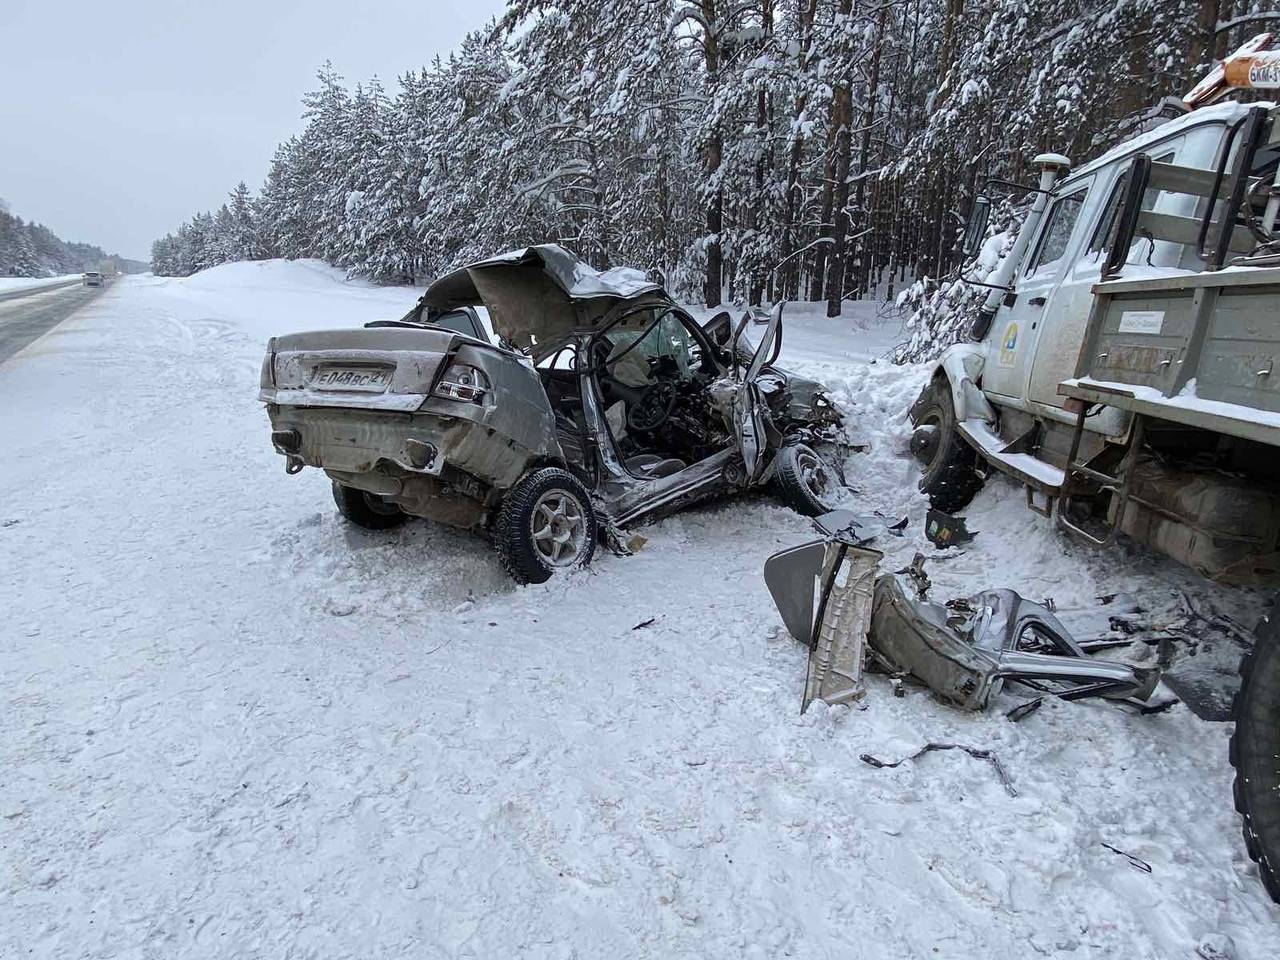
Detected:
left=537, top=307, right=733, bottom=484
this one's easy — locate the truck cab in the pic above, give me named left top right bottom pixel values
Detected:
left=911, top=98, right=1280, bottom=584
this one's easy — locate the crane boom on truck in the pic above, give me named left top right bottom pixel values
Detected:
left=907, top=34, right=1280, bottom=904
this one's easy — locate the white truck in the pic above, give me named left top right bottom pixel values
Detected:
left=907, top=42, right=1280, bottom=902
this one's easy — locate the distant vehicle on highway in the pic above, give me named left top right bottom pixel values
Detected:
left=82, top=271, right=104, bottom=287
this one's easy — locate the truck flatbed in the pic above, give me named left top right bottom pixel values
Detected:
left=1060, top=265, right=1280, bottom=447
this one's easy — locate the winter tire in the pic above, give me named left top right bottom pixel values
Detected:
left=774, top=442, right=840, bottom=517
left=1231, top=603, right=1280, bottom=903
left=332, top=481, right=410, bottom=530
left=909, top=377, right=983, bottom=513
left=494, top=467, right=597, bottom=585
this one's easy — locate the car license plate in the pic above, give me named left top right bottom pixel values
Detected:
left=312, top=366, right=393, bottom=392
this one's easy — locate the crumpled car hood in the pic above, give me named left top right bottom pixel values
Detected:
left=414, top=244, right=668, bottom=350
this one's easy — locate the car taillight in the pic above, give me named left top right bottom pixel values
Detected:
left=260, top=352, right=276, bottom=389
left=433, top=362, right=489, bottom=403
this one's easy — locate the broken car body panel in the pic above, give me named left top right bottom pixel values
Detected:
left=766, top=518, right=1161, bottom=712
left=868, top=576, right=1161, bottom=710
left=763, top=510, right=887, bottom=712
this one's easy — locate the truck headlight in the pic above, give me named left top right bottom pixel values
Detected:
left=433, top=362, right=489, bottom=403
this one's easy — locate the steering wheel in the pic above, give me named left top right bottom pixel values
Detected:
left=626, top=380, right=679, bottom=432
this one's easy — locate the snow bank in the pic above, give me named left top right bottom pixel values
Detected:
left=2, top=271, right=1278, bottom=958
left=150, top=258, right=423, bottom=338
left=0, top=273, right=83, bottom=292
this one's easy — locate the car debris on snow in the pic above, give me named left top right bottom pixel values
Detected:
left=767, top=524, right=1171, bottom=715
left=859, top=742, right=1018, bottom=797
left=763, top=509, right=891, bottom=713
left=924, top=508, right=975, bottom=548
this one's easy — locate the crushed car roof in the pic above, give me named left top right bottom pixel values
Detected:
left=417, top=244, right=669, bottom=348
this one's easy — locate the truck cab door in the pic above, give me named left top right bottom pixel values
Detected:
left=1027, top=144, right=1182, bottom=427
left=981, top=182, right=1092, bottom=402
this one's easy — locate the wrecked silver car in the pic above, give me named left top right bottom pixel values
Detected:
left=260, top=244, right=847, bottom=583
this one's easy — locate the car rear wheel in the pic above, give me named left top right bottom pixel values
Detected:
left=774, top=442, right=840, bottom=517
left=494, top=467, right=597, bottom=584
left=1231, top=603, right=1280, bottom=903
left=332, top=481, right=410, bottom=530
left=909, top=377, right=983, bottom=513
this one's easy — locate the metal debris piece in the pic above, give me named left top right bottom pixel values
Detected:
left=868, top=576, right=1163, bottom=712
left=859, top=742, right=1018, bottom=797
left=763, top=510, right=886, bottom=714
left=1100, top=842, right=1153, bottom=873
left=802, top=543, right=881, bottom=713
left=896, top=552, right=932, bottom=598
left=925, top=508, right=975, bottom=548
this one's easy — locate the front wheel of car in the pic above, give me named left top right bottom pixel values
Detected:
left=332, top=481, right=410, bottom=530
left=774, top=442, right=841, bottom=517
left=494, top=467, right=598, bottom=584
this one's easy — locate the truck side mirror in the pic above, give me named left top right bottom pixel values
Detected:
left=962, top=196, right=992, bottom=259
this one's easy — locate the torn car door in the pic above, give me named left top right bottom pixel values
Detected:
left=734, top=302, right=782, bottom=481
left=763, top=509, right=884, bottom=713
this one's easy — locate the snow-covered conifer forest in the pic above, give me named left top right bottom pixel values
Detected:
left=151, top=0, right=1277, bottom=319
left=0, top=201, right=145, bottom=277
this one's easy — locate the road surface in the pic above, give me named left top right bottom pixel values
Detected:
left=0, top=278, right=105, bottom=363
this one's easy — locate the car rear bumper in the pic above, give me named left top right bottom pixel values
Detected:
left=266, top=403, right=535, bottom=492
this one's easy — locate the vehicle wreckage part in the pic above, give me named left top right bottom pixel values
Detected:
left=332, top=481, right=410, bottom=530
left=867, top=575, right=1161, bottom=711
left=1231, top=604, right=1280, bottom=903
left=925, top=508, right=975, bottom=548
left=909, top=377, right=984, bottom=513
left=802, top=543, right=881, bottom=713
left=860, top=742, right=1017, bottom=797
left=764, top=510, right=889, bottom=645
left=761, top=514, right=883, bottom=713
left=494, top=467, right=597, bottom=585
left=774, top=442, right=841, bottom=517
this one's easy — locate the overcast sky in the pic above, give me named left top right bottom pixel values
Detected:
left=1, top=0, right=506, bottom=261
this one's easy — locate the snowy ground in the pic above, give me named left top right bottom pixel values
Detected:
left=3, top=260, right=1278, bottom=958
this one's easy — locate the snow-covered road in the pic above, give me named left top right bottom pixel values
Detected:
left=3, top=262, right=1277, bottom=958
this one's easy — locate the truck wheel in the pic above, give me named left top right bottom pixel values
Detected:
left=1231, top=604, right=1280, bottom=903
left=774, top=442, right=840, bottom=517
left=494, top=467, right=597, bottom=585
left=909, top=378, right=983, bottom=513
left=331, top=481, right=410, bottom=530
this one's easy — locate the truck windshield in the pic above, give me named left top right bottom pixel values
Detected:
left=1027, top=189, right=1087, bottom=277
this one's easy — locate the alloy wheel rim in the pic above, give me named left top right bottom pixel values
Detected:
left=796, top=448, right=832, bottom=502
left=530, top=491, right=587, bottom=567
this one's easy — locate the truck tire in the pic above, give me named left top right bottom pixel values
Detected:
left=909, top=378, right=983, bottom=513
left=332, top=481, right=410, bottom=530
left=774, top=442, right=840, bottom=517
left=1231, top=604, right=1280, bottom=903
left=494, top=467, right=597, bottom=585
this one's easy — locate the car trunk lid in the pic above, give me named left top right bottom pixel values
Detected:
left=260, top=326, right=460, bottom=412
